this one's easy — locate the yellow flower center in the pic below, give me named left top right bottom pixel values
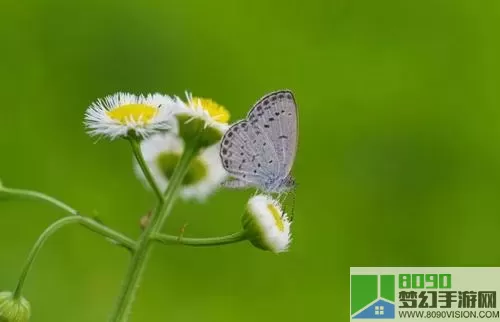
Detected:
left=190, top=97, right=230, bottom=123
left=267, top=203, right=284, bottom=232
left=106, top=104, right=158, bottom=124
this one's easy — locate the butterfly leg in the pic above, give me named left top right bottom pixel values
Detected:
left=221, top=178, right=254, bottom=189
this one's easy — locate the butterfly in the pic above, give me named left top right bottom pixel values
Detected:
left=219, top=90, right=298, bottom=193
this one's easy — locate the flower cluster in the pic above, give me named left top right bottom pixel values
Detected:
left=84, top=91, right=293, bottom=251
left=85, top=92, right=230, bottom=201
left=0, top=90, right=296, bottom=322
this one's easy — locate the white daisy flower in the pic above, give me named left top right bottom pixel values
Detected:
left=134, top=133, right=228, bottom=202
left=173, top=92, right=230, bottom=147
left=242, top=194, right=292, bottom=253
left=84, top=92, right=176, bottom=140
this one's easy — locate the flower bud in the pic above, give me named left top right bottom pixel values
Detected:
left=242, top=195, right=292, bottom=253
left=140, top=211, right=152, bottom=230
left=0, top=292, right=31, bottom=322
left=174, top=94, right=229, bottom=148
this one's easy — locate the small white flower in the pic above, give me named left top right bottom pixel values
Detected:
left=173, top=92, right=230, bottom=147
left=84, top=92, right=176, bottom=140
left=243, top=194, right=292, bottom=253
left=135, top=133, right=228, bottom=202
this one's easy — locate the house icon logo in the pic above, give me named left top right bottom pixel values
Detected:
left=351, top=274, right=395, bottom=319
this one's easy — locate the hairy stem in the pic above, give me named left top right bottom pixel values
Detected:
left=13, top=216, right=135, bottom=299
left=109, top=142, right=198, bottom=322
left=152, top=231, right=247, bottom=247
left=129, top=138, right=163, bottom=201
left=0, top=186, right=135, bottom=250
left=0, top=187, right=78, bottom=215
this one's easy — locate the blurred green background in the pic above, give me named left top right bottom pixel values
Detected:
left=1, top=0, right=500, bottom=321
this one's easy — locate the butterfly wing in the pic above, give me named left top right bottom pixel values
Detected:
left=247, top=90, right=298, bottom=178
left=220, top=120, right=280, bottom=189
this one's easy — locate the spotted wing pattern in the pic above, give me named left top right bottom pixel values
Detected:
left=219, top=120, right=280, bottom=189
left=247, top=90, right=298, bottom=178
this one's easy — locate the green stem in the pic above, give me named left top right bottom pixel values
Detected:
left=13, top=216, right=136, bottom=299
left=0, top=186, right=135, bottom=251
left=109, top=143, right=199, bottom=322
left=129, top=138, right=163, bottom=201
left=152, top=231, right=247, bottom=247
left=0, top=187, right=78, bottom=215
left=79, top=217, right=136, bottom=252
left=156, top=143, right=198, bottom=230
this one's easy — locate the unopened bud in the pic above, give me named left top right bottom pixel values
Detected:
left=0, top=292, right=31, bottom=322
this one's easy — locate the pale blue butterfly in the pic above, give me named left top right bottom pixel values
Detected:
left=220, top=90, right=298, bottom=193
